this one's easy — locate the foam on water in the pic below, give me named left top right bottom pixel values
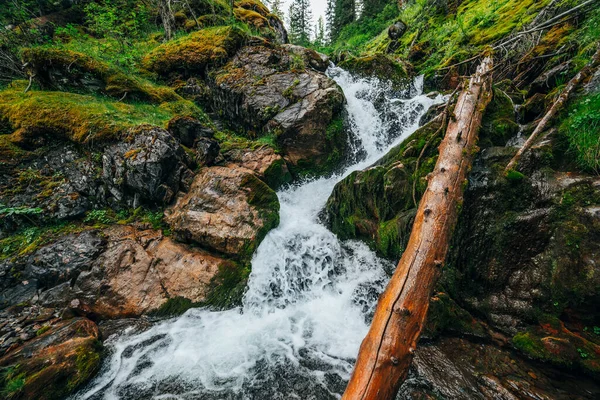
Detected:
left=75, top=67, right=445, bottom=400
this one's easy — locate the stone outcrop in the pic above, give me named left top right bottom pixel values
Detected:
left=224, top=145, right=291, bottom=189
left=0, top=317, right=101, bottom=400
left=63, top=226, right=230, bottom=318
left=165, top=165, right=280, bottom=260
left=210, top=45, right=346, bottom=171
left=102, top=125, right=193, bottom=207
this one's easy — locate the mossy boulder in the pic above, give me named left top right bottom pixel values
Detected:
left=21, top=47, right=181, bottom=103
left=210, top=44, right=346, bottom=175
left=0, top=318, right=102, bottom=400
left=512, top=316, right=600, bottom=378
left=338, top=54, right=410, bottom=87
left=479, top=87, right=519, bottom=148
left=165, top=165, right=279, bottom=262
left=142, top=26, right=248, bottom=78
left=325, top=116, right=442, bottom=260
left=0, top=82, right=203, bottom=146
left=234, top=0, right=288, bottom=44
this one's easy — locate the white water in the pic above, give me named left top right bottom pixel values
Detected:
left=76, top=68, right=445, bottom=400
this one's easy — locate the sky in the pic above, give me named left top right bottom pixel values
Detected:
left=280, top=0, right=328, bottom=27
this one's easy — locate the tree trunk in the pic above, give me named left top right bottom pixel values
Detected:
left=505, top=45, right=600, bottom=173
left=157, top=0, right=176, bottom=42
left=342, top=57, right=494, bottom=400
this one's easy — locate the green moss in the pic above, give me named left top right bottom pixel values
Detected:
left=142, top=26, right=247, bottom=77
left=425, top=292, right=488, bottom=339
left=559, top=91, right=600, bottom=173
left=513, top=331, right=548, bottom=359
left=338, top=54, right=409, bottom=86
left=505, top=169, right=525, bottom=182
left=0, top=222, right=83, bottom=262
left=479, top=88, right=519, bottom=147
left=67, top=340, right=102, bottom=392
left=262, top=157, right=291, bottom=189
left=35, top=326, right=51, bottom=336
left=326, top=116, right=441, bottom=260
left=150, top=296, right=198, bottom=317
left=240, top=173, right=280, bottom=259
left=21, top=47, right=181, bottom=103
left=0, top=366, right=25, bottom=398
left=204, top=262, right=251, bottom=309
left=0, top=83, right=204, bottom=146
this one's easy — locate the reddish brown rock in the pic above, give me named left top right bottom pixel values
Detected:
left=71, top=226, right=230, bottom=318
left=165, top=166, right=280, bottom=260
left=224, top=145, right=291, bottom=188
left=0, top=317, right=101, bottom=400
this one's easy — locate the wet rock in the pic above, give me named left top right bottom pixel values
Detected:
left=195, top=137, right=220, bottom=166
left=224, top=146, right=291, bottom=189
left=54, top=226, right=231, bottom=318
left=103, top=125, right=192, bottom=206
left=282, top=44, right=329, bottom=72
left=326, top=117, right=443, bottom=260
left=0, top=143, right=104, bottom=231
left=0, top=317, right=102, bottom=400
left=397, top=337, right=600, bottom=399
left=98, top=317, right=152, bottom=340
left=528, top=61, right=572, bottom=96
left=167, top=116, right=214, bottom=147
left=165, top=166, right=280, bottom=260
left=479, top=88, right=519, bottom=147
left=388, top=20, right=408, bottom=41
left=520, top=92, right=547, bottom=123
left=25, top=230, right=105, bottom=291
left=0, top=231, right=105, bottom=309
left=210, top=45, right=346, bottom=171
left=338, top=54, right=410, bottom=87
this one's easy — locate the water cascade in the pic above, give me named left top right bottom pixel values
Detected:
left=76, top=67, right=446, bottom=400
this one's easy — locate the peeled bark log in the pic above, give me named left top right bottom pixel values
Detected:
left=505, top=45, right=600, bottom=173
left=342, top=57, right=494, bottom=400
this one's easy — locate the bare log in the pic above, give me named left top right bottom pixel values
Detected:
left=342, top=57, right=494, bottom=400
left=505, top=45, right=600, bottom=173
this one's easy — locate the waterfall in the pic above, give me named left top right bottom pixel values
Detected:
left=75, top=68, right=446, bottom=400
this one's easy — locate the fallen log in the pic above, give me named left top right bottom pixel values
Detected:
left=505, top=45, right=600, bottom=173
left=342, top=57, right=494, bottom=400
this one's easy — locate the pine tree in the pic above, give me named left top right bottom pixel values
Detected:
left=288, top=0, right=313, bottom=46
left=327, top=0, right=356, bottom=41
left=315, top=16, right=326, bottom=46
left=270, top=0, right=284, bottom=20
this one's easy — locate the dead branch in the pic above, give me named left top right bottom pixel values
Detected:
left=505, top=45, right=600, bottom=173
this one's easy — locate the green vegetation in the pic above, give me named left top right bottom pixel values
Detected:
left=142, top=26, right=247, bottom=76
left=560, top=92, right=600, bottom=174
left=0, top=81, right=201, bottom=145
left=150, top=296, right=198, bottom=318
left=0, top=365, right=26, bottom=398
left=204, top=262, right=251, bottom=309
left=0, top=222, right=82, bottom=261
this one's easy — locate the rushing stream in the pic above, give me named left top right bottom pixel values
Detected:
left=75, top=67, right=445, bottom=400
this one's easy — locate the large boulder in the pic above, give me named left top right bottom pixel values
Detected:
left=0, top=231, right=106, bottom=309
left=165, top=165, right=280, bottom=260
left=224, top=145, right=291, bottom=189
left=0, top=143, right=105, bottom=232
left=326, top=116, right=443, bottom=260
left=210, top=45, right=346, bottom=173
left=102, top=125, right=193, bottom=207
left=0, top=317, right=101, bottom=400
left=63, top=226, right=232, bottom=318
left=338, top=54, right=410, bottom=87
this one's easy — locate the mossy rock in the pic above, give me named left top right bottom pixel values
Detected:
left=0, top=82, right=203, bottom=146
left=204, top=261, right=251, bottom=309
left=424, top=291, right=488, bottom=340
left=21, top=47, right=180, bottom=103
left=338, top=54, right=410, bottom=86
left=479, top=87, right=519, bottom=148
left=326, top=116, right=442, bottom=260
left=0, top=318, right=102, bottom=400
left=142, top=26, right=248, bottom=78
left=512, top=316, right=600, bottom=378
